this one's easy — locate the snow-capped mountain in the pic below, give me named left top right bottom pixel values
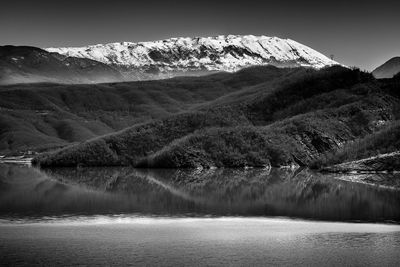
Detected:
left=46, top=35, right=339, bottom=79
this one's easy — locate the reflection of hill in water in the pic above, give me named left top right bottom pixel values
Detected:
left=0, top=164, right=399, bottom=221
left=39, top=166, right=400, bottom=222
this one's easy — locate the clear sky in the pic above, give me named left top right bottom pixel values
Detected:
left=1, top=0, right=399, bottom=70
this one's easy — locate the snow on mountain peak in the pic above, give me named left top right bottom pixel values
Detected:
left=46, top=35, right=339, bottom=79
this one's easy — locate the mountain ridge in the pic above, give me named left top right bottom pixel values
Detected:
left=0, top=45, right=123, bottom=84
left=46, top=35, right=339, bottom=80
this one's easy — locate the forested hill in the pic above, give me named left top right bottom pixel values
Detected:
left=0, top=65, right=294, bottom=153
left=32, top=66, right=400, bottom=169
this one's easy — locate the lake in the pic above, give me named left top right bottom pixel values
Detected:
left=0, top=164, right=400, bottom=266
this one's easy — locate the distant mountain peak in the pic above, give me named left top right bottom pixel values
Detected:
left=372, top=57, right=400, bottom=78
left=46, top=35, right=339, bottom=80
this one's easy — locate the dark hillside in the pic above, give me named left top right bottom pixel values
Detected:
left=243, top=66, right=373, bottom=124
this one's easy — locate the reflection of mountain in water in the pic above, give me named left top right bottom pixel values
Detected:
left=1, top=164, right=399, bottom=222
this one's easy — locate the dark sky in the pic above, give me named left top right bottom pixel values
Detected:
left=1, top=0, right=399, bottom=70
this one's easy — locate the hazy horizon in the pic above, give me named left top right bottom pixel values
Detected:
left=1, top=0, right=400, bottom=70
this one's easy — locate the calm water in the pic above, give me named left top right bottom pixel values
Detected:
left=0, top=164, right=400, bottom=266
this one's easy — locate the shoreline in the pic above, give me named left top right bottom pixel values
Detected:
left=1, top=215, right=400, bottom=227
left=1, top=159, right=399, bottom=190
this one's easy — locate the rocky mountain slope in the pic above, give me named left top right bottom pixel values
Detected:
left=0, top=46, right=123, bottom=84
left=313, top=118, right=400, bottom=171
left=47, top=35, right=339, bottom=80
left=322, top=151, right=400, bottom=173
left=372, top=57, right=400, bottom=78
